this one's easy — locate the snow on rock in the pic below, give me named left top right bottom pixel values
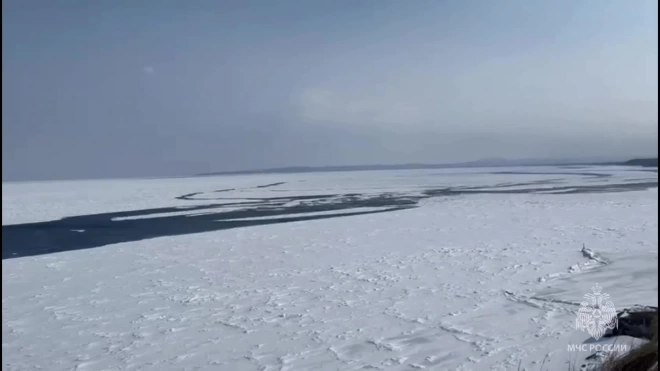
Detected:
left=562, top=304, right=658, bottom=371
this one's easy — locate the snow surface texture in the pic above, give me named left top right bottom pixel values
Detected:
left=2, top=166, right=658, bottom=370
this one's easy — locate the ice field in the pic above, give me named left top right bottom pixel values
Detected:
left=2, top=166, right=658, bottom=370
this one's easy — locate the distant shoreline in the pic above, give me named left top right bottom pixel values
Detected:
left=197, top=157, right=658, bottom=177
left=4, top=158, right=656, bottom=183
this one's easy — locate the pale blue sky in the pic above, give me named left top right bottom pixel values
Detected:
left=2, top=0, right=658, bottom=180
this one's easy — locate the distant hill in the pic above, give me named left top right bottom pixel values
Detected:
left=621, top=158, right=658, bottom=167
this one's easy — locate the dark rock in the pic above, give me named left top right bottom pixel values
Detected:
left=605, top=305, right=658, bottom=340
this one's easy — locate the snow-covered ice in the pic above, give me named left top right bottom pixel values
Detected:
left=2, top=166, right=657, bottom=370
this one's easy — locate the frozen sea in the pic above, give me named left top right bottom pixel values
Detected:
left=2, top=166, right=658, bottom=370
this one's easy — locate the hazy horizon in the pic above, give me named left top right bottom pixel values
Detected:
left=3, top=154, right=657, bottom=183
left=3, top=0, right=658, bottom=181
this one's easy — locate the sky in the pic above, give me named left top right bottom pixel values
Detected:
left=2, top=0, right=658, bottom=181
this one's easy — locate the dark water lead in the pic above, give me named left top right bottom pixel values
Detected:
left=2, top=176, right=656, bottom=260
